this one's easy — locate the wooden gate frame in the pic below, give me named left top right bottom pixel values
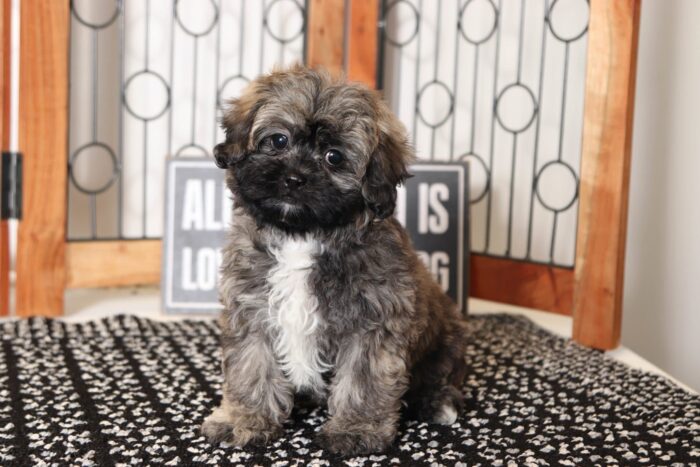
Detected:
left=15, top=0, right=640, bottom=350
left=0, top=0, right=11, bottom=315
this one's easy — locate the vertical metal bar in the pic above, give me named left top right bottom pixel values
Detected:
left=449, top=0, right=462, bottom=160
left=91, top=30, right=99, bottom=143
left=213, top=0, right=222, bottom=146
left=484, top=0, right=502, bottom=252
left=516, top=0, right=525, bottom=83
left=548, top=42, right=571, bottom=263
left=145, top=0, right=151, bottom=70
left=525, top=0, right=549, bottom=260
left=302, top=0, right=309, bottom=64
left=142, top=123, right=148, bottom=237
left=118, top=0, right=125, bottom=238
left=343, top=0, right=350, bottom=73
left=375, top=0, right=386, bottom=91
left=191, top=37, right=199, bottom=146
left=90, top=194, right=97, bottom=238
left=429, top=0, right=442, bottom=159
left=260, top=0, right=266, bottom=73
left=168, top=0, right=176, bottom=157
left=505, top=0, right=527, bottom=254
left=142, top=0, right=151, bottom=238
left=550, top=212, right=559, bottom=261
left=557, top=43, right=570, bottom=162
left=239, top=0, right=246, bottom=74
left=411, top=0, right=423, bottom=140
left=469, top=46, right=479, bottom=153
left=505, top=134, right=517, bottom=255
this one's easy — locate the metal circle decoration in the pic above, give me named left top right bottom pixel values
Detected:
left=217, top=75, right=250, bottom=107
left=264, top=0, right=306, bottom=44
left=69, top=142, right=120, bottom=195
left=459, top=153, right=491, bottom=203
left=71, top=0, right=121, bottom=30
left=123, top=70, right=171, bottom=121
left=535, top=160, right=579, bottom=212
left=175, top=144, right=210, bottom=158
left=416, top=81, right=454, bottom=128
left=495, top=83, right=538, bottom=133
left=458, top=0, right=498, bottom=45
left=548, top=0, right=589, bottom=43
left=175, top=0, right=219, bottom=38
left=384, top=0, right=420, bottom=47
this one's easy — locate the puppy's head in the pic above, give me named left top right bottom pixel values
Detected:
left=215, top=65, right=413, bottom=232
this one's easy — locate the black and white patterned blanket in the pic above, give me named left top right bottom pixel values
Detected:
left=0, top=314, right=698, bottom=466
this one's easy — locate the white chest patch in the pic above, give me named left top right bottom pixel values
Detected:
left=267, top=236, right=329, bottom=392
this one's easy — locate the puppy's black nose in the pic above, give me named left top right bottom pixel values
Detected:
left=284, top=174, right=306, bottom=189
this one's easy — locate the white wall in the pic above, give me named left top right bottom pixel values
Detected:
left=622, top=0, right=700, bottom=392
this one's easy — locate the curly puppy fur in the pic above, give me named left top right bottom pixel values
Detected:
left=202, top=65, right=468, bottom=456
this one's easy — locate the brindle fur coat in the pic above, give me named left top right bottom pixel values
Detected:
left=202, top=66, right=468, bottom=456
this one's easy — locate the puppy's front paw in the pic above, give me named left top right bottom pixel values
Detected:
left=316, top=425, right=394, bottom=456
left=201, top=408, right=281, bottom=447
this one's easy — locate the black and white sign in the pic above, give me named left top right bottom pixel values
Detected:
left=162, top=158, right=470, bottom=314
left=162, top=159, right=231, bottom=313
left=396, top=163, right=470, bottom=313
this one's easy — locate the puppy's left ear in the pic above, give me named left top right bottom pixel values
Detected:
left=362, top=111, right=414, bottom=219
left=214, top=89, right=261, bottom=169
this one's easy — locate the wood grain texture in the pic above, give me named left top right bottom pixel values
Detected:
left=66, top=240, right=161, bottom=288
left=0, top=0, right=11, bottom=315
left=572, top=0, right=641, bottom=350
left=470, top=254, right=574, bottom=315
left=306, top=0, right=346, bottom=76
left=346, top=0, right=379, bottom=88
left=1, top=0, right=10, bottom=149
left=15, top=0, right=70, bottom=317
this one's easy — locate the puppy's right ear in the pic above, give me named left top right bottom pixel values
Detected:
left=214, top=92, right=260, bottom=169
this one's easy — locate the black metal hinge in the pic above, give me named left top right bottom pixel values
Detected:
left=1, top=151, right=22, bottom=220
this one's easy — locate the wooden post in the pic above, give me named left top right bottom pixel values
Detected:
left=572, top=0, right=641, bottom=349
left=306, top=0, right=346, bottom=76
left=0, top=0, right=11, bottom=315
left=15, top=0, right=70, bottom=317
left=346, top=0, right=380, bottom=88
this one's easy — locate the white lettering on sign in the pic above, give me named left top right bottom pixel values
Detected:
left=416, top=250, right=450, bottom=292
left=395, top=184, right=407, bottom=227
left=181, top=179, right=232, bottom=231
left=418, top=183, right=449, bottom=234
left=181, top=247, right=223, bottom=291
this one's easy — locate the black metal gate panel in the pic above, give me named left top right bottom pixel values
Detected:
left=67, top=0, right=307, bottom=240
left=378, top=0, right=590, bottom=267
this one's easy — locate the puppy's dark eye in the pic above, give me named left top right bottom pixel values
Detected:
left=270, top=133, right=288, bottom=150
left=324, top=149, right=343, bottom=166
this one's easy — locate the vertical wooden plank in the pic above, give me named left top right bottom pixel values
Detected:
left=0, top=0, right=9, bottom=147
left=0, top=0, right=11, bottom=315
left=572, top=0, right=641, bottom=350
left=16, top=0, right=69, bottom=317
left=346, top=0, right=379, bottom=88
left=306, top=0, right=346, bottom=76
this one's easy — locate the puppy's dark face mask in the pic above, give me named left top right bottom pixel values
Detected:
left=214, top=66, right=412, bottom=233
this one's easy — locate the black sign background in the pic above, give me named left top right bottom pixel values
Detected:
left=398, top=163, right=470, bottom=314
left=162, top=159, right=470, bottom=314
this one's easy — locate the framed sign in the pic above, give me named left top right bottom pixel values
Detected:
left=162, top=158, right=470, bottom=314
left=396, top=163, right=470, bottom=314
left=162, top=159, right=231, bottom=313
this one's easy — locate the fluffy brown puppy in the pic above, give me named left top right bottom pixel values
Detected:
left=202, top=65, right=468, bottom=456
